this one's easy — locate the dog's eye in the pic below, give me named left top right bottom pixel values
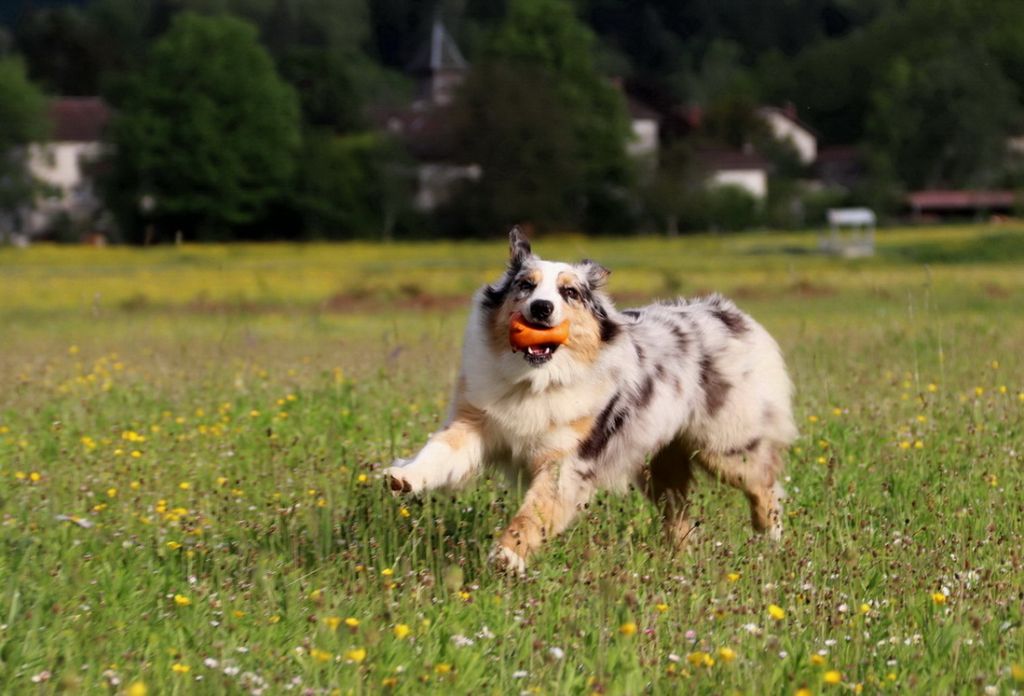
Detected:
left=561, top=287, right=580, bottom=302
left=516, top=280, right=535, bottom=295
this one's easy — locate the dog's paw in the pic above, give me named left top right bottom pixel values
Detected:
left=488, top=544, right=527, bottom=577
left=383, top=462, right=415, bottom=495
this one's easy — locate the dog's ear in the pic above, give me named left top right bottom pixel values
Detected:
left=508, top=226, right=532, bottom=266
left=580, top=258, right=611, bottom=289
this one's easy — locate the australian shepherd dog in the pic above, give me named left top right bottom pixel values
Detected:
left=385, top=228, right=797, bottom=574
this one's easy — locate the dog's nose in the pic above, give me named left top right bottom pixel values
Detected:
left=530, top=299, right=554, bottom=321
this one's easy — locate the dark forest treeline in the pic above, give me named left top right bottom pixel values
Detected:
left=3, top=0, right=1024, bottom=241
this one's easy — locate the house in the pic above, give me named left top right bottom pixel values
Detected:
left=25, top=96, right=112, bottom=240
left=624, top=95, right=660, bottom=176
left=371, top=16, right=478, bottom=212
left=757, top=105, right=817, bottom=165
left=815, top=145, right=864, bottom=190
left=906, top=190, right=1016, bottom=220
left=697, top=147, right=770, bottom=201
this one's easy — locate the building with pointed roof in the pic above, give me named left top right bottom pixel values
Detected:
left=407, top=15, right=469, bottom=106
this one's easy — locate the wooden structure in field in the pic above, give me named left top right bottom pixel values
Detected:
left=821, top=207, right=876, bottom=257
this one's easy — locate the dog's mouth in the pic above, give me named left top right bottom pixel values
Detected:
left=521, top=343, right=560, bottom=366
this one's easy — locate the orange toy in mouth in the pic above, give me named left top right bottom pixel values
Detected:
left=509, top=312, right=570, bottom=352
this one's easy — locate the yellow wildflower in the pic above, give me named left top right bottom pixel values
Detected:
left=434, top=663, right=451, bottom=674
left=399, top=507, right=410, bottom=518
left=167, top=541, right=182, bottom=550
left=29, top=472, right=41, bottom=482
left=795, top=689, right=813, bottom=696
left=768, top=604, right=786, bottom=620
left=931, top=592, right=947, bottom=605
left=382, top=677, right=398, bottom=688
left=717, top=647, right=736, bottom=663
left=655, top=603, right=669, bottom=613
left=811, top=654, right=827, bottom=666
left=823, top=670, right=841, bottom=684
left=324, top=616, right=341, bottom=631
left=107, top=487, right=117, bottom=498
left=1010, top=663, right=1024, bottom=682
left=619, top=622, right=637, bottom=636
left=126, top=681, right=147, bottom=696
left=345, top=617, right=360, bottom=629
left=727, top=572, right=740, bottom=582
left=345, top=648, right=366, bottom=663
left=393, top=624, right=411, bottom=640
left=173, top=594, right=191, bottom=607
left=686, top=652, right=714, bottom=668
left=310, top=649, right=332, bottom=663
left=171, top=663, right=190, bottom=674
left=381, top=568, right=394, bottom=577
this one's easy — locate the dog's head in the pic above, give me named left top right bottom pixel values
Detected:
left=479, top=227, right=619, bottom=370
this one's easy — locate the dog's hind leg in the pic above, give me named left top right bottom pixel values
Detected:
left=700, top=441, right=785, bottom=541
left=383, top=402, right=486, bottom=494
left=640, top=440, right=698, bottom=548
left=490, top=455, right=595, bottom=575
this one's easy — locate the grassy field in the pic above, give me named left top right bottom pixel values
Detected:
left=1, top=226, right=1022, bottom=695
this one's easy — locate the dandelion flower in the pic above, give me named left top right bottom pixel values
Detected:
left=345, top=648, right=366, bottom=663
left=434, top=663, right=451, bottom=674
left=174, top=594, right=191, bottom=607
left=823, top=670, right=841, bottom=684
left=686, top=652, right=714, bottom=668
left=727, top=572, right=740, bottom=582
left=1010, top=663, right=1024, bottom=682
left=29, top=472, right=41, bottom=482
left=345, top=617, right=360, bottom=629
left=381, top=568, right=394, bottom=577
left=310, top=649, right=332, bottom=663
left=619, top=622, right=637, bottom=636
left=768, top=604, right=786, bottom=621
left=393, top=624, right=411, bottom=640
left=717, top=647, right=736, bottom=663
left=655, top=603, right=669, bottom=613
left=171, top=663, right=190, bottom=674
left=931, top=592, right=947, bottom=605
left=811, top=654, right=827, bottom=666
left=167, top=541, right=182, bottom=550
left=126, top=681, right=147, bottom=696
left=382, top=677, right=398, bottom=688
left=399, top=507, right=410, bottom=518
left=795, top=689, right=813, bottom=696
left=324, top=616, right=341, bottom=631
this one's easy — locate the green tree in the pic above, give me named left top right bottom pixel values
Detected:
left=108, top=12, right=300, bottom=241
left=445, top=62, right=582, bottom=235
left=487, top=0, right=634, bottom=231
left=867, top=44, right=1019, bottom=188
left=292, top=132, right=412, bottom=239
left=0, top=56, right=48, bottom=235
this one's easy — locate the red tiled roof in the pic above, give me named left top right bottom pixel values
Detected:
left=49, top=97, right=111, bottom=142
left=906, top=190, right=1015, bottom=210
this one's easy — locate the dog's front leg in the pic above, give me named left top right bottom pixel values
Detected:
left=490, top=456, right=595, bottom=575
left=384, top=415, right=484, bottom=494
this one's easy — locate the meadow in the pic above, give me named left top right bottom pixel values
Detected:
left=1, top=226, right=1022, bottom=695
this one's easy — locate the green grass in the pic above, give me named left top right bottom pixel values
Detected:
left=1, top=226, right=1023, bottom=694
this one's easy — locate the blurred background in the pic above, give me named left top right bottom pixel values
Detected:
left=3, top=0, right=1024, bottom=244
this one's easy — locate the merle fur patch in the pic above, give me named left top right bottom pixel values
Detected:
left=699, top=355, right=731, bottom=416
left=579, top=394, right=627, bottom=460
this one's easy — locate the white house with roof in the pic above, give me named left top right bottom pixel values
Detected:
left=757, top=105, right=817, bottom=165
left=24, top=97, right=112, bottom=240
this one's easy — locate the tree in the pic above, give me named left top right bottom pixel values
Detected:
left=292, top=131, right=412, bottom=239
left=108, top=13, right=301, bottom=241
left=0, top=56, right=48, bottom=236
left=867, top=44, right=1020, bottom=189
left=487, top=0, right=634, bottom=231
left=445, top=62, right=583, bottom=235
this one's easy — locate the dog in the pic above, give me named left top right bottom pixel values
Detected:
left=385, top=228, right=797, bottom=574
